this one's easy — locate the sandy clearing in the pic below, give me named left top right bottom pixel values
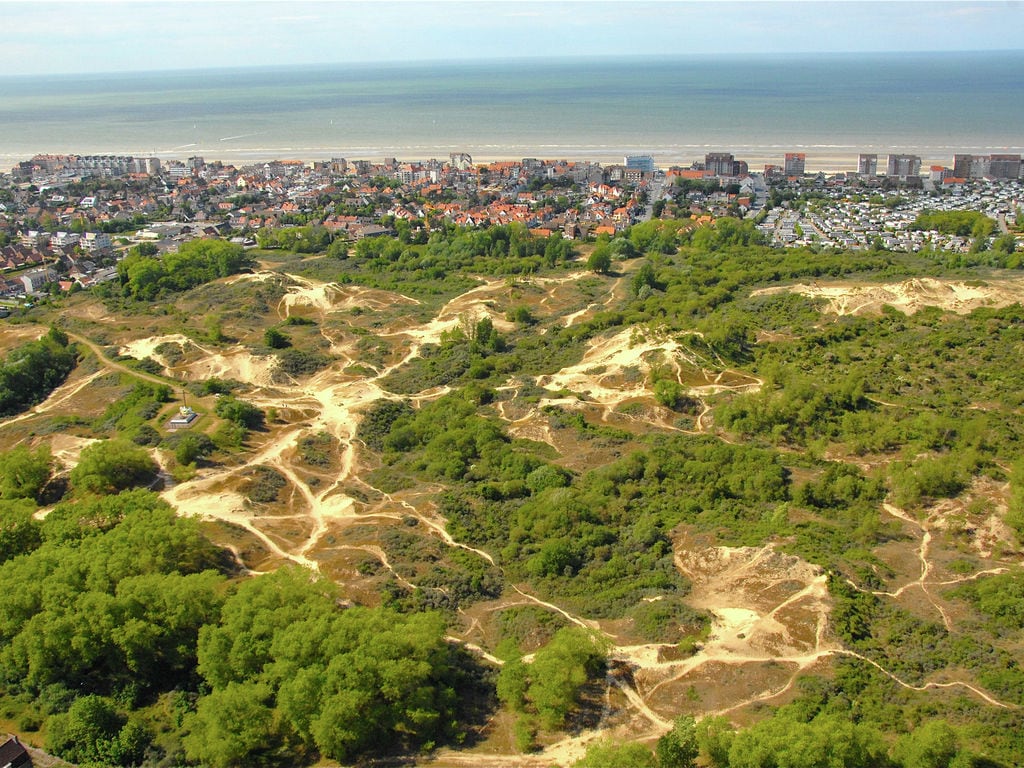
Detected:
left=225, top=271, right=279, bottom=285
left=536, top=329, right=699, bottom=404
left=177, top=347, right=279, bottom=387
left=0, top=324, right=47, bottom=351
left=47, top=433, right=101, bottom=470
left=751, top=276, right=1024, bottom=316
left=119, top=333, right=198, bottom=363
left=276, top=273, right=420, bottom=319
left=536, top=327, right=760, bottom=407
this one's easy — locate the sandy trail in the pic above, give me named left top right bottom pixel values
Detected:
left=156, top=273, right=530, bottom=571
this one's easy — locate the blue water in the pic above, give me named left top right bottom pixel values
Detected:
left=0, top=52, right=1021, bottom=170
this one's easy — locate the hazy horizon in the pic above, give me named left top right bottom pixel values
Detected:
left=2, top=1, right=1022, bottom=77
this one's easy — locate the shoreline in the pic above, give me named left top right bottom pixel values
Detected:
left=5, top=144, right=1023, bottom=176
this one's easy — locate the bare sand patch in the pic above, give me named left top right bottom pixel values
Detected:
left=277, top=274, right=419, bottom=318
left=47, top=433, right=101, bottom=470
left=119, top=333, right=195, bottom=362
left=752, top=276, right=1024, bottom=316
left=179, top=347, right=279, bottom=387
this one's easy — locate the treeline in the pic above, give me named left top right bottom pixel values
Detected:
left=117, top=239, right=254, bottom=300
left=256, top=223, right=334, bottom=253
left=570, top=707, right=1010, bottom=768
left=0, top=326, right=77, bottom=417
left=299, top=222, right=576, bottom=300
left=911, top=210, right=995, bottom=238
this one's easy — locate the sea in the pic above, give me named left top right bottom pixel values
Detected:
left=1, top=52, right=1022, bottom=172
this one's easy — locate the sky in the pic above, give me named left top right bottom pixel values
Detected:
left=1, top=0, right=1021, bottom=76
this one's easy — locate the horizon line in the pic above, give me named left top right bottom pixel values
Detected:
left=3, top=48, right=1023, bottom=80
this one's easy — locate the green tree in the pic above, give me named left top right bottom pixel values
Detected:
left=70, top=440, right=158, bottom=495
left=183, top=682, right=277, bottom=768
left=214, top=396, right=264, bottom=430
left=1006, top=457, right=1024, bottom=541
left=892, top=720, right=959, bottom=768
left=193, top=568, right=463, bottom=764
left=587, top=244, right=613, bottom=275
left=657, top=716, right=699, bottom=768
left=525, top=627, right=607, bottom=730
left=45, top=694, right=149, bottom=766
left=632, top=261, right=659, bottom=296
left=653, top=379, right=687, bottom=411
left=0, top=444, right=54, bottom=501
left=696, top=715, right=735, bottom=768
left=0, top=330, right=78, bottom=417
left=173, top=432, right=216, bottom=466
left=264, top=327, right=291, bottom=349
left=727, top=713, right=886, bottom=768
left=0, top=499, right=42, bottom=562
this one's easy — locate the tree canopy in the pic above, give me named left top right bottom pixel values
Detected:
left=117, top=238, right=254, bottom=300
left=0, top=327, right=77, bottom=417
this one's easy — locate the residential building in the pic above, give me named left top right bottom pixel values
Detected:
left=887, top=154, right=921, bottom=179
left=989, top=154, right=1021, bottom=180
left=624, top=154, right=655, bottom=173
left=20, top=267, right=56, bottom=295
left=705, top=152, right=735, bottom=177
left=0, top=736, right=31, bottom=768
left=449, top=153, right=473, bottom=170
left=858, top=154, right=878, bottom=175
left=784, top=153, right=806, bottom=177
left=81, top=231, right=112, bottom=253
left=953, top=154, right=988, bottom=179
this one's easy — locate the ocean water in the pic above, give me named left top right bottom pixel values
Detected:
left=0, top=52, right=1021, bottom=171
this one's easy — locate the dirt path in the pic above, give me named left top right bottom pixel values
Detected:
left=834, top=649, right=1018, bottom=710
left=840, top=502, right=972, bottom=632
left=67, top=332, right=179, bottom=389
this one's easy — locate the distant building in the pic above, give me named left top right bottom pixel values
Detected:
left=604, top=164, right=626, bottom=182
left=624, top=154, right=655, bottom=173
left=131, top=157, right=161, bottom=175
left=20, top=267, right=56, bottom=295
left=886, top=154, right=921, bottom=179
left=858, top=153, right=878, bottom=176
left=784, top=152, right=806, bottom=177
left=953, top=154, right=988, bottom=179
left=81, top=231, right=112, bottom=253
left=449, top=152, right=473, bottom=170
left=705, top=152, right=736, bottom=177
left=988, top=154, right=1021, bottom=180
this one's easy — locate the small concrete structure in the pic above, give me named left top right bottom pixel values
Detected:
left=167, top=406, right=199, bottom=430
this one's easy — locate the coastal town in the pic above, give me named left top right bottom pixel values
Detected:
left=1, top=149, right=1020, bottom=301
